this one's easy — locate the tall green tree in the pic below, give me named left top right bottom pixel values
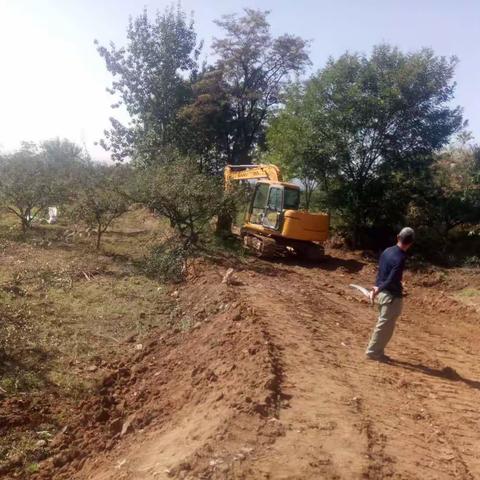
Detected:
left=266, top=85, right=332, bottom=209
left=268, top=45, right=464, bottom=243
left=96, top=5, right=200, bottom=166
left=210, top=9, right=310, bottom=164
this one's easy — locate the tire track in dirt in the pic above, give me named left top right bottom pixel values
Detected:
left=236, top=259, right=480, bottom=479
left=292, top=288, right=395, bottom=480
left=239, top=270, right=370, bottom=479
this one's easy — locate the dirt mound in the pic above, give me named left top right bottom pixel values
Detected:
left=8, top=268, right=282, bottom=479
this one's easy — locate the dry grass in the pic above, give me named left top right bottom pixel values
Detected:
left=455, top=287, right=480, bottom=312
left=0, top=209, right=173, bottom=392
left=0, top=208, right=177, bottom=471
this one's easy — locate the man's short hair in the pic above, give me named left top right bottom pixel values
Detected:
left=398, top=227, right=415, bottom=245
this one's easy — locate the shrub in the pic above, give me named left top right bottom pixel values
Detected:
left=143, top=240, right=192, bottom=283
left=138, top=156, right=226, bottom=247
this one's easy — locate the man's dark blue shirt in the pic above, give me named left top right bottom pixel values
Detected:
left=376, top=245, right=407, bottom=297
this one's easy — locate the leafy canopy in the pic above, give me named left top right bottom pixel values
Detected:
left=96, top=5, right=200, bottom=166
left=73, top=165, right=130, bottom=249
left=210, top=8, right=311, bottom=164
left=0, top=140, right=86, bottom=232
left=97, top=6, right=310, bottom=169
left=268, top=44, right=464, bottom=241
left=138, top=156, right=225, bottom=247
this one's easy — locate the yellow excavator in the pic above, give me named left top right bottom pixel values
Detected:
left=224, top=164, right=329, bottom=260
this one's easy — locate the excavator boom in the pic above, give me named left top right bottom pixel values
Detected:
left=224, top=164, right=283, bottom=188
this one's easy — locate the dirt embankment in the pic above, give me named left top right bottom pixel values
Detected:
left=3, top=249, right=480, bottom=479
left=7, top=266, right=284, bottom=480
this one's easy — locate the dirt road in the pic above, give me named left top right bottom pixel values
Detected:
left=29, top=250, right=480, bottom=480
left=239, top=256, right=480, bottom=479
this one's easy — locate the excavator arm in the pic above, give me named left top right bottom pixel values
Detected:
left=224, top=164, right=283, bottom=189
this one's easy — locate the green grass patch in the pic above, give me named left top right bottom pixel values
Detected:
left=457, top=287, right=480, bottom=298
left=26, top=463, right=40, bottom=474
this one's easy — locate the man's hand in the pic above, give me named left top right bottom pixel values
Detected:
left=369, top=286, right=380, bottom=304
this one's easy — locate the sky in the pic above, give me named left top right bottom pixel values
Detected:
left=0, top=0, right=479, bottom=161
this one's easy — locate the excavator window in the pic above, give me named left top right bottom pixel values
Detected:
left=267, top=187, right=283, bottom=212
left=251, top=183, right=270, bottom=224
left=264, top=187, right=283, bottom=229
left=284, top=188, right=300, bottom=210
left=249, top=183, right=301, bottom=228
left=252, top=183, right=269, bottom=209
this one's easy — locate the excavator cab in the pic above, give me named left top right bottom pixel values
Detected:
left=249, top=182, right=300, bottom=230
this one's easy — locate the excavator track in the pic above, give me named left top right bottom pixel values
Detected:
left=242, top=233, right=324, bottom=261
left=243, top=234, right=280, bottom=258
left=294, top=242, right=325, bottom=262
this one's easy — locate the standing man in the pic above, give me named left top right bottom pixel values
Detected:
left=365, top=227, right=415, bottom=361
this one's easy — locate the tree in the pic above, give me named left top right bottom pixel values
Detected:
left=268, top=45, right=464, bottom=243
left=408, top=145, right=480, bottom=239
left=209, top=9, right=311, bottom=164
left=0, top=145, right=64, bottom=232
left=266, top=85, right=331, bottom=210
left=96, top=4, right=200, bottom=165
left=138, top=156, right=225, bottom=247
left=41, top=138, right=90, bottom=198
left=177, top=68, right=232, bottom=173
left=74, top=165, right=130, bottom=249
left=41, top=138, right=86, bottom=166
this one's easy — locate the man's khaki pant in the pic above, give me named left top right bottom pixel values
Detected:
left=366, top=291, right=403, bottom=358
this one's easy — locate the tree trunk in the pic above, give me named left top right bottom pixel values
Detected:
left=304, top=186, right=312, bottom=210
left=96, top=227, right=102, bottom=250
left=216, top=212, right=233, bottom=238
left=231, top=148, right=251, bottom=166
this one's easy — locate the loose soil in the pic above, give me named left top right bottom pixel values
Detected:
left=2, top=217, right=480, bottom=479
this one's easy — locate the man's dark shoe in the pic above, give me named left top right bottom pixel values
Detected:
left=378, top=354, right=392, bottom=363
left=366, top=353, right=392, bottom=363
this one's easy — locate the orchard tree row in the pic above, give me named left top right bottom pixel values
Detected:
left=1, top=5, right=479, bottom=263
